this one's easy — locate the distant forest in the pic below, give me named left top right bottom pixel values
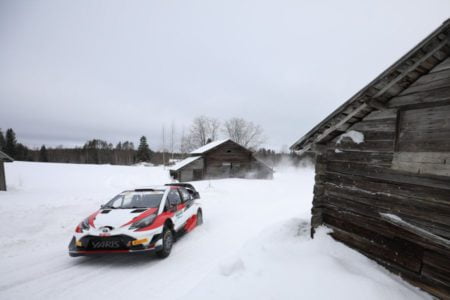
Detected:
left=0, top=128, right=313, bottom=167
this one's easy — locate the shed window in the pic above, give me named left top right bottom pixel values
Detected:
left=393, top=102, right=450, bottom=176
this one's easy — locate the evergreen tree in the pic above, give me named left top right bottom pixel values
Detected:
left=15, top=143, right=30, bottom=161
left=0, top=129, right=5, bottom=151
left=39, top=145, right=49, bottom=162
left=4, top=128, right=17, bottom=158
left=136, top=136, right=152, bottom=162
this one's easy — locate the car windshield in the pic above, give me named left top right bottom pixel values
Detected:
left=103, top=190, right=165, bottom=209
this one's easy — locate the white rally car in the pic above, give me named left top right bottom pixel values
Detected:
left=68, top=184, right=203, bottom=258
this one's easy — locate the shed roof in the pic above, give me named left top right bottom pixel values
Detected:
left=290, top=19, right=450, bottom=154
left=0, top=151, right=13, bottom=162
left=190, top=139, right=231, bottom=155
left=169, top=156, right=202, bottom=171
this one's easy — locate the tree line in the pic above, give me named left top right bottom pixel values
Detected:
left=1, top=116, right=312, bottom=166
left=0, top=129, right=174, bottom=165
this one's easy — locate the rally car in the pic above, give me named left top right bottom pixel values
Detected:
left=68, top=184, right=202, bottom=258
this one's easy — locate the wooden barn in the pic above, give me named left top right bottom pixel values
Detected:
left=291, top=20, right=450, bottom=298
left=0, top=150, right=13, bottom=191
left=170, top=139, right=273, bottom=182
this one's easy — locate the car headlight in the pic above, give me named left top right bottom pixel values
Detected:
left=130, top=214, right=157, bottom=230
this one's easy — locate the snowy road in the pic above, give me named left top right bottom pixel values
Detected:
left=0, top=162, right=429, bottom=300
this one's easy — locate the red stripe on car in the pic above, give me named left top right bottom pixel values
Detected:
left=88, top=210, right=100, bottom=228
left=184, top=214, right=197, bottom=232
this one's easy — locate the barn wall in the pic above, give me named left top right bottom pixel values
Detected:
left=0, top=162, right=6, bottom=191
left=312, top=58, right=450, bottom=298
left=176, top=158, right=204, bottom=182
left=204, top=141, right=254, bottom=179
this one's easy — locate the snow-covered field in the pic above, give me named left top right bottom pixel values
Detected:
left=0, top=162, right=429, bottom=300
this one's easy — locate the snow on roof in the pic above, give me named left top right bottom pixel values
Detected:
left=190, top=139, right=231, bottom=154
left=169, top=156, right=202, bottom=171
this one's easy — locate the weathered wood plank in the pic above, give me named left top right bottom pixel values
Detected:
left=323, top=171, right=450, bottom=205
left=362, top=108, right=397, bottom=121
left=333, top=140, right=394, bottom=153
left=0, top=162, right=5, bottom=191
left=349, top=118, right=396, bottom=132
left=324, top=184, right=450, bottom=226
left=388, top=86, right=450, bottom=107
left=326, top=150, right=393, bottom=166
left=409, top=68, right=450, bottom=87
left=323, top=192, right=450, bottom=240
left=397, top=104, right=450, bottom=153
left=380, top=213, right=450, bottom=248
left=322, top=213, right=423, bottom=272
left=430, top=57, right=450, bottom=73
left=400, top=77, right=450, bottom=95
left=392, top=152, right=450, bottom=177
left=372, top=39, right=449, bottom=99
left=351, top=131, right=395, bottom=141
left=320, top=206, right=450, bottom=255
left=393, top=152, right=450, bottom=164
left=392, top=161, right=450, bottom=177
left=422, top=251, right=450, bottom=286
left=326, top=161, right=450, bottom=190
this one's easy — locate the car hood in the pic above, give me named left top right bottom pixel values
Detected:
left=92, top=208, right=158, bottom=229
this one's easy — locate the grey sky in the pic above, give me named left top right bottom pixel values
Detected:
left=1, top=0, right=449, bottom=151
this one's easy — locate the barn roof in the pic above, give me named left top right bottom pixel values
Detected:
left=190, top=139, right=231, bottom=154
left=290, top=19, right=450, bottom=154
left=169, top=156, right=202, bottom=171
left=0, top=151, right=13, bottom=162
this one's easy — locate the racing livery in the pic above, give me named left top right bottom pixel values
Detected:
left=68, top=184, right=202, bottom=258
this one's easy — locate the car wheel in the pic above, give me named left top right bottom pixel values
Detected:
left=156, top=227, right=174, bottom=259
left=196, top=210, right=203, bottom=226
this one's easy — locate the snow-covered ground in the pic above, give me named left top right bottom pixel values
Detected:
left=0, top=162, right=429, bottom=300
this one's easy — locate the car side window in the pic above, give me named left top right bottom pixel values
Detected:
left=179, top=188, right=192, bottom=203
left=167, top=189, right=181, bottom=206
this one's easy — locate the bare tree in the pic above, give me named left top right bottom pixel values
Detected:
left=223, top=117, right=265, bottom=150
left=179, top=126, right=192, bottom=155
left=170, top=122, right=175, bottom=161
left=183, top=116, right=220, bottom=151
left=162, top=125, right=166, bottom=165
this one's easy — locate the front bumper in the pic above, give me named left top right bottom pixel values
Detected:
left=68, top=234, right=162, bottom=257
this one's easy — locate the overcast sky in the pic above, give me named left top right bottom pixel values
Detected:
left=1, top=0, right=449, bottom=151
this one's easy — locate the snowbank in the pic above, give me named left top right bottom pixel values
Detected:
left=186, top=221, right=429, bottom=300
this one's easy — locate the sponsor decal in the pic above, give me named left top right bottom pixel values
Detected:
left=92, top=240, right=120, bottom=248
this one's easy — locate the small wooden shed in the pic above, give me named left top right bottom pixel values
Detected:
left=0, top=151, right=13, bottom=191
left=170, top=139, right=273, bottom=181
left=291, top=20, right=450, bottom=298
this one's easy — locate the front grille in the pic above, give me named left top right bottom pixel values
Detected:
left=82, top=235, right=134, bottom=250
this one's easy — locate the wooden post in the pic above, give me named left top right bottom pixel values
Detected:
left=0, top=161, right=6, bottom=191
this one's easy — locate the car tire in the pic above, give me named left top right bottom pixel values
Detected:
left=156, top=227, right=174, bottom=259
left=196, top=210, right=203, bottom=226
